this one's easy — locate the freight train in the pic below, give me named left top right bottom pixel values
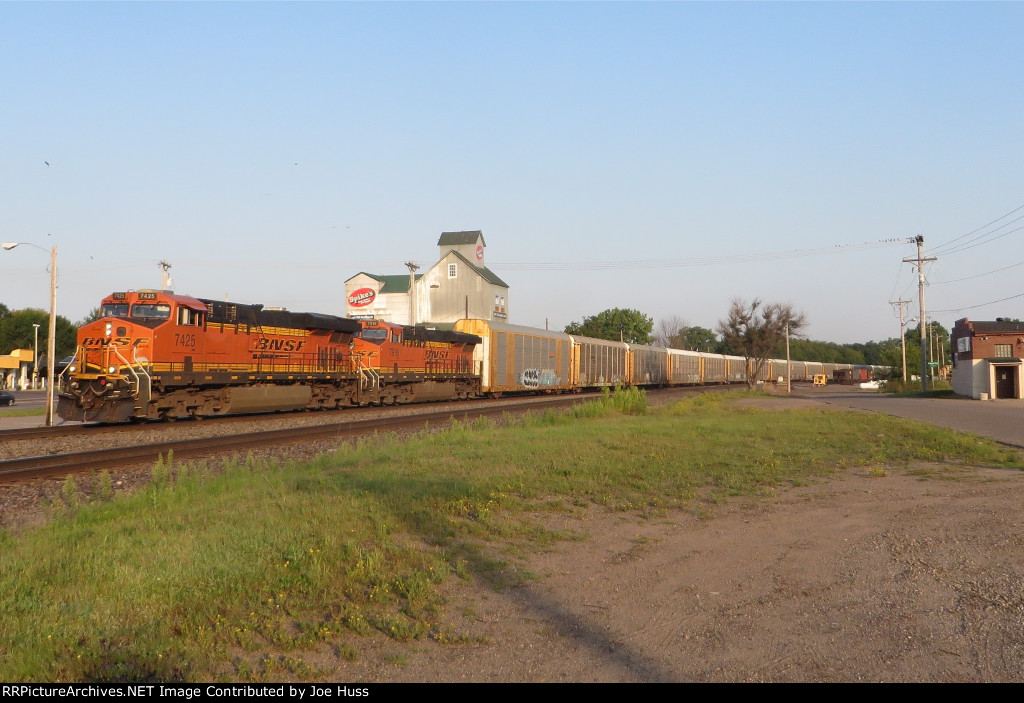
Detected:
left=57, top=290, right=883, bottom=422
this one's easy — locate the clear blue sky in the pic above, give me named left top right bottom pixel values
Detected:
left=2, top=1, right=1022, bottom=344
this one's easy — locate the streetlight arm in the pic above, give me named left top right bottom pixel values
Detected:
left=3, top=241, right=47, bottom=253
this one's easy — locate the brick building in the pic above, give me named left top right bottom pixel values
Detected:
left=950, top=318, right=1024, bottom=399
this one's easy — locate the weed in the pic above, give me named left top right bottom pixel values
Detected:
left=95, top=471, right=114, bottom=503
left=60, top=475, right=80, bottom=510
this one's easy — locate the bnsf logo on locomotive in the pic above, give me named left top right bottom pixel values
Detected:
left=256, top=338, right=307, bottom=352
left=82, top=336, right=150, bottom=348
left=425, top=350, right=450, bottom=360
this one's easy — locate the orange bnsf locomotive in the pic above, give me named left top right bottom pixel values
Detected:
left=350, top=319, right=480, bottom=404
left=57, top=290, right=480, bottom=422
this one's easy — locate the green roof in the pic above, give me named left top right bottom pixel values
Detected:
left=347, top=272, right=421, bottom=293
left=438, top=230, right=485, bottom=247
left=446, top=250, right=509, bottom=288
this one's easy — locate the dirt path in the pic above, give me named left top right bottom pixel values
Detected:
left=344, top=460, right=1024, bottom=682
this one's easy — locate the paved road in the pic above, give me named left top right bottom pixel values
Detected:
left=0, top=389, right=49, bottom=411
left=797, top=387, right=1024, bottom=448
left=0, top=389, right=74, bottom=430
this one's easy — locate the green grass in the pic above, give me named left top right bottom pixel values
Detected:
left=0, top=388, right=1019, bottom=682
left=881, top=379, right=956, bottom=397
left=0, top=406, right=46, bottom=417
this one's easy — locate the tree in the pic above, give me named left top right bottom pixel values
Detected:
left=717, top=298, right=806, bottom=388
left=654, top=315, right=688, bottom=347
left=890, top=321, right=950, bottom=380
left=77, top=307, right=102, bottom=326
left=0, top=308, right=78, bottom=360
left=878, top=337, right=913, bottom=379
left=564, top=308, right=654, bottom=344
left=681, top=326, right=718, bottom=352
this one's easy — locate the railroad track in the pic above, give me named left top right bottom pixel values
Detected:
left=0, top=392, right=600, bottom=443
left=0, top=424, right=96, bottom=442
left=0, top=395, right=587, bottom=485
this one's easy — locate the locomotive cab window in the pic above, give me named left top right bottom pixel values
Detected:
left=358, top=328, right=388, bottom=344
left=100, top=303, right=129, bottom=319
left=177, top=307, right=203, bottom=326
left=131, top=304, right=171, bottom=320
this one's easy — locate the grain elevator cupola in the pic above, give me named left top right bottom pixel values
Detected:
left=438, top=231, right=487, bottom=268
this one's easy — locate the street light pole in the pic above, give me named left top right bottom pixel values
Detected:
left=32, top=323, right=40, bottom=389
left=47, top=243, right=56, bottom=426
left=3, top=241, right=58, bottom=426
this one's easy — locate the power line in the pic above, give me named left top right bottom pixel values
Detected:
left=932, top=222, right=1024, bottom=257
left=931, top=292, right=1024, bottom=315
left=930, top=199, right=1024, bottom=255
left=931, top=258, right=1024, bottom=285
left=494, top=238, right=907, bottom=271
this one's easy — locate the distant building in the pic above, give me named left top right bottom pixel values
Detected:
left=950, top=318, right=1024, bottom=399
left=344, top=231, right=509, bottom=325
left=0, top=349, right=34, bottom=390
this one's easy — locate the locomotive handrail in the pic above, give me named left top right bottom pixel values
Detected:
left=109, top=344, right=152, bottom=412
left=353, top=353, right=379, bottom=391
left=56, top=346, right=83, bottom=392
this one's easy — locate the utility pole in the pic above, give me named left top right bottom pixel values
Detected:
left=785, top=322, right=792, bottom=394
left=890, top=298, right=912, bottom=382
left=159, top=260, right=173, bottom=291
left=404, top=261, right=419, bottom=325
left=903, top=236, right=936, bottom=391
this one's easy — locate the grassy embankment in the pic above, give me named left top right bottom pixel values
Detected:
left=1, top=388, right=1019, bottom=682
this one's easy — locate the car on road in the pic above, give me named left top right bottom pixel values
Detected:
left=0, top=390, right=15, bottom=406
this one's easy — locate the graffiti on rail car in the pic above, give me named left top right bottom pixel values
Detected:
left=520, top=368, right=561, bottom=388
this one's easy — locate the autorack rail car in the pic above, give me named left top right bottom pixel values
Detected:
left=454, top=319, right=574, bottom=394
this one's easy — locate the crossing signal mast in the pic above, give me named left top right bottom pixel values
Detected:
left=902, top=236, right=936, bottom=391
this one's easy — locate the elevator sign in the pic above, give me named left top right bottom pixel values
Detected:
left=348, top=288, right=376, bottom=307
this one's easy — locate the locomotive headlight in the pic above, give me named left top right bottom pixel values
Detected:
left=108, top=366, right=117, bottom=374
left=105, top=322, right=112, bottom=335
left=68, top=365, right=77, bottom=373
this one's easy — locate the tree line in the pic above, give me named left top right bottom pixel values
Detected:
left=0, top=304, right=82, bottom=367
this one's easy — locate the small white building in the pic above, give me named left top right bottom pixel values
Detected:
left=344, top=231, right=509, bottom=326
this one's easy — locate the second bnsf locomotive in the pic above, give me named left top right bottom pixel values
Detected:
left=58, top=290, right=481, bottom=422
